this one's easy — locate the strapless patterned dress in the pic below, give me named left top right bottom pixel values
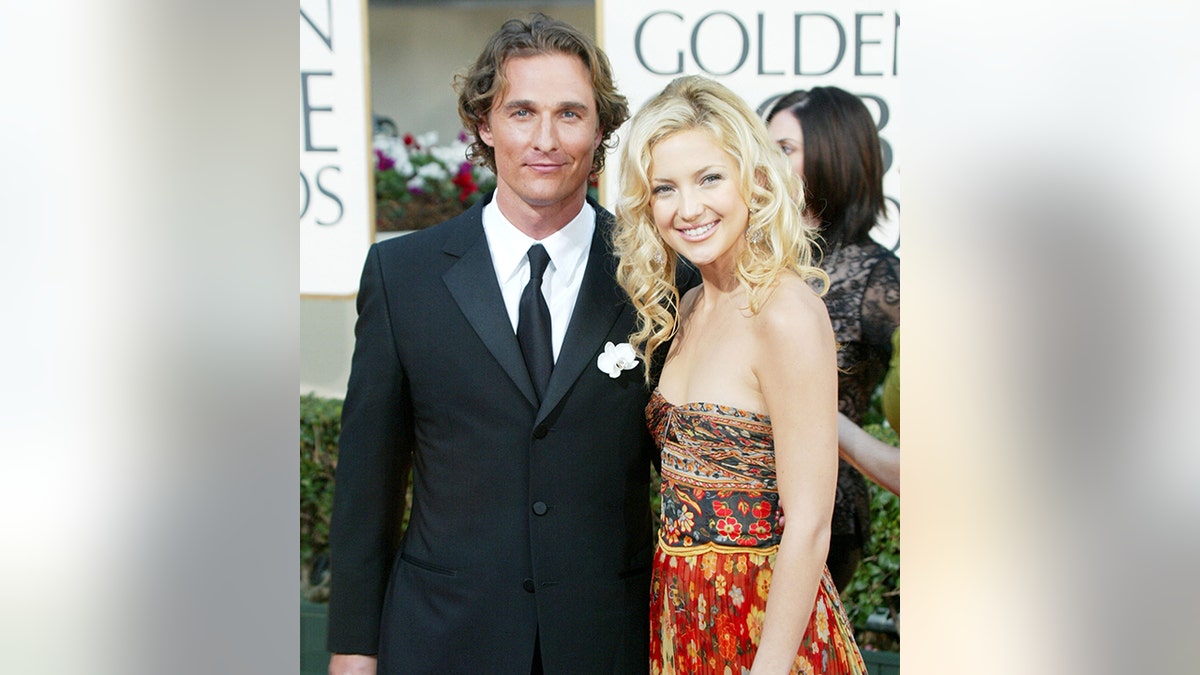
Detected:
left=647, top=389, right=867, bottom=675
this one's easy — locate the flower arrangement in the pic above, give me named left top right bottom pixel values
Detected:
left=373, top=130, right=497, bottom=232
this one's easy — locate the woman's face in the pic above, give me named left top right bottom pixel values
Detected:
left=767, top=111, right=804, bottom=177
left=648, top=128, right=749, bottom=272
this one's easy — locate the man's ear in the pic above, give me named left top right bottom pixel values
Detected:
left=479, top=119, right=495, bottom=147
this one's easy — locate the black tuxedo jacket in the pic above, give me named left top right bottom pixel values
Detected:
left=327, top=195, right=658, bottom=674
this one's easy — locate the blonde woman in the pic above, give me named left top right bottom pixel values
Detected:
left=613, top=76, right=866, bottom=674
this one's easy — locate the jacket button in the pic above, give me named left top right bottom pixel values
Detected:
left=532, top=501, right=548, bottom=516
left=532, top=424, right=548, bottom=439
left=522, top=578, right=535, bottom=593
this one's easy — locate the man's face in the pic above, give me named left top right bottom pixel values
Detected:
left=479, top=52, right=601, bottom=218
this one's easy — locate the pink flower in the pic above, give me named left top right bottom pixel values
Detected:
left=375, top=149, right=395, bottom=172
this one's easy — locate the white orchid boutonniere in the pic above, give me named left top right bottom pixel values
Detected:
left=597, top=342, right=640, bottom=378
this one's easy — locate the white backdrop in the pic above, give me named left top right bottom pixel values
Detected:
left=599, top=1, right=901, bottom=252
left=300, top=0, right=373, bottom=297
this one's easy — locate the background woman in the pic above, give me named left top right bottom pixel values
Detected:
left=763, top=87, right=901, bottom=590
left=615, top=75, right=865, bottom=674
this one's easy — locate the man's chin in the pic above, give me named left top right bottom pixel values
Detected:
left=515, top=187, right=586, bottom=209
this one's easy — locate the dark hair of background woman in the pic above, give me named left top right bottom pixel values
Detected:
left=765, top=87, right=887, bottom=252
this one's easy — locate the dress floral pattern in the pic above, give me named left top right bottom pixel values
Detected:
left=648, top=390, right=867, bottom=675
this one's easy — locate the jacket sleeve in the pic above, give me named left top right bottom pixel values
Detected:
left=326, top=244, right=414, bottom=654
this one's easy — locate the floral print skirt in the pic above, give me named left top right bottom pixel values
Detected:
left=649, top=545, right=867, bottom=674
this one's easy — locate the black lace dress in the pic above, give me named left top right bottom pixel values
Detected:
left=818, top=241, right=900, bottom=589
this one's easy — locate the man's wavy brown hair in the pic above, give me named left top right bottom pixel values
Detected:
left=454, top=13, right=629, bottom=176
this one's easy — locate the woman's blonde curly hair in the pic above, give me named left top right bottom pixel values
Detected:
left=613, top=75, right=828, bottom=382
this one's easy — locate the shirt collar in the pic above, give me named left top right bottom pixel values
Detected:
left=482, top=198, right=595, bottom=285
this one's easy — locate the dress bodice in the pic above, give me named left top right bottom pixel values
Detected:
left=648, top=389, right=784, bottom=552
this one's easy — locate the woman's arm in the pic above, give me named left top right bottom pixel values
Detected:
left=837, top=413, right=900, bottom=495
left=748, top=283, right=839, bottom=675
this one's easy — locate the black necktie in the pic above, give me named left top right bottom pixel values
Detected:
left=518, top=244, right=553, bottom=402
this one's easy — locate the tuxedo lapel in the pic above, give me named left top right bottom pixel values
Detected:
left=442, top=217, right=540, bottom=409
left=538, top=212, right=625, bottom=422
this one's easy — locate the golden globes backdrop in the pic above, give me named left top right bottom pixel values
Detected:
left=300, top=0, right=372, bottom=297
left=600, top=0, right=901, bottom=252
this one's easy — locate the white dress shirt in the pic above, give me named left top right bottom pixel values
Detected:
left=482, top=198, right=594, bottom=362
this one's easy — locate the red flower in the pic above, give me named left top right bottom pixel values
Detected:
left=715, top=615, right=739, bottom=660
left=751, top=500, right=772, bottom=519
left=734, top=611, right=750, bottom=640
left=403, top=133, right=415, bottom=146
left=747, top=519, right=772, bottom=539
left=451, top=162, right=477, bottom=202
left=715, top=516, right=742, bottom=539
left=713, top=500, right=732, bottom=517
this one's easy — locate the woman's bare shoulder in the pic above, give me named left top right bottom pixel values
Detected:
left=754, top=273, right=832, bottom=339
left=750, top=274, right=837, bottom=398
